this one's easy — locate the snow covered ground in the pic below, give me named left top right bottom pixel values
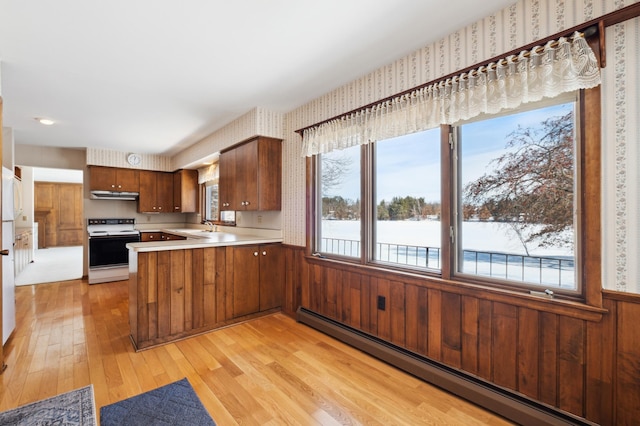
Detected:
left=320, top=219, right=575, bottom=289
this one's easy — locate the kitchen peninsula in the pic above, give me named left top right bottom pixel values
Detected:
left=127, top=228, right=283, bottom=350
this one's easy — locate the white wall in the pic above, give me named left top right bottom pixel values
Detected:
left=15, top=144, right=85, bottom=170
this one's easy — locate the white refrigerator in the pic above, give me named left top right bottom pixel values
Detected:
left=2, top=167, right=15, bottom=345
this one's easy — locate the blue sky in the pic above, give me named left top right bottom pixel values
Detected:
left=324, top=101, right=574, bottom=203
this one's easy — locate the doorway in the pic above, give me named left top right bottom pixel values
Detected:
left=15, top=167, right=83, bottom=285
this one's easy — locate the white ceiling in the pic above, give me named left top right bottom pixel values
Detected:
left=0, top=0, right=515, bottom=157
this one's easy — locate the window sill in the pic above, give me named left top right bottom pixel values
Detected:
left=306, top=254, right=607, bottom=322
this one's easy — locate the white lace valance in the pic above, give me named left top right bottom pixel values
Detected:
left=302, top=32, right=601, bottom=157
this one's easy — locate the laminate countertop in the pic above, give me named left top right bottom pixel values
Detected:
left=127, top=228, right=283, bottom=252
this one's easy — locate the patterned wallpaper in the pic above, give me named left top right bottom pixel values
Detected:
left=280, top=0, right=639, bottom=293
left=601, top=16, right=640, bottom=293
left=86, top=148, right=173, bottom=171
left=171, top=107, right=284, bottom=169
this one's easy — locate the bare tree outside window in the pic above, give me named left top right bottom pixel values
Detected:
left=458, top=100, right=577, bottom=289
left=463, top=111, right=574, bottom=256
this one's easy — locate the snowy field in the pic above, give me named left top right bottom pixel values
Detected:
left=320, top=220, right=575, bottom=289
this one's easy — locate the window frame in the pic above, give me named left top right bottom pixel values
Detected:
left=202, top=180, right=219, bottom=222
left=369, top=127, right=443, bottom=274
left=199, top=179, right=236, bottom=226
left=314, top=144, right=364, bottom=262
left=308, top=87, right=602, bottom=306
left=450, top=95, right=581, bottom=295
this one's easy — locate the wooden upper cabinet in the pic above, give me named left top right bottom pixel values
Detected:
left=157, top=172, right=174, bottom=212
left=138, top=171, right=156, bottom=213
left=89, top=166, right=139, bottom=192
left=219, top=136, right=282, bottom=212
left=138, top=171, right=173, bottom=213
left=218, top=149, right=236, bottom=210
left=256, top=137, right=282, bottom=211
left=235, top=141, right=259, bottom=211
left=173, top=169, right=198, bottom=213
left=89, top=166, right=196, bottom=215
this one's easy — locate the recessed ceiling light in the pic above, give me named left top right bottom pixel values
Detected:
left=35, top=117, right=55, bottom=125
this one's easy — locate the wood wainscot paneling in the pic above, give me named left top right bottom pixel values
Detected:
left=279, top=245, right=640, bottom=426
left=130, top=244, right=283, bottom=351
left=131, top=247, right=227, bottom=350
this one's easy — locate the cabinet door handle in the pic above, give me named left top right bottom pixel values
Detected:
left=111, top=184, right=116, bottom=188
left=254, top=252, right=258, bottom=256
left=245, top=201, right=250, bottom=206
left=0, top=249, right=9, bottom=256
left=262, top=251, right=266, bottom=256
left=118, top=184, right=122, bottom=188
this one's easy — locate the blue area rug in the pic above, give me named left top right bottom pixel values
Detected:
left=100, top=378, right=215, bottom=426
left=0, top=385, right=97, bottom=425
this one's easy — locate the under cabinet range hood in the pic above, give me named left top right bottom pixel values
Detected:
left=90, top=190, right=139, bottom=200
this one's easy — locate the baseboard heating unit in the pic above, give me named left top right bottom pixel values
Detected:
left=296, top=307, right=596, bottom=426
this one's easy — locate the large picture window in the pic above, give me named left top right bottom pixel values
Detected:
left=312, top=91, right=593, bottom=298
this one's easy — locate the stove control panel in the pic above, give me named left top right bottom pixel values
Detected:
left=87, top=218, right=136, bottom=226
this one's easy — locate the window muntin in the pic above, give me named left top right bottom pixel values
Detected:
left=455, top=99, right=578, bottom=292
left=317, top=145, right=361, bottom=258
left=373, top=128, right=441, bottom=270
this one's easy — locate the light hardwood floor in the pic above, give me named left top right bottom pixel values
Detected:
left=0, top=279, right=512, bottom=425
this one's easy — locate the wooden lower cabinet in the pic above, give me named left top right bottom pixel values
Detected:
left=161, top=233, right=186, bottom=241
left=230, top=246, right=260, bottom=317
left=259, top=245, right=284, bottom=311
left=129, top=243, right=283, bottom=350
left=140, top=232, right=162, bottom=242
left=230, top=244, right=283, bottom=318
left=139, top=232, right=186, bottom=242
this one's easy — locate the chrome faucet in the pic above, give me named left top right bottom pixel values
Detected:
left=204, top=221, right=214, bottom=232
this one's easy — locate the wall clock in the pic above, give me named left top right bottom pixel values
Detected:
left=127, top=153, right=141, bottom=166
